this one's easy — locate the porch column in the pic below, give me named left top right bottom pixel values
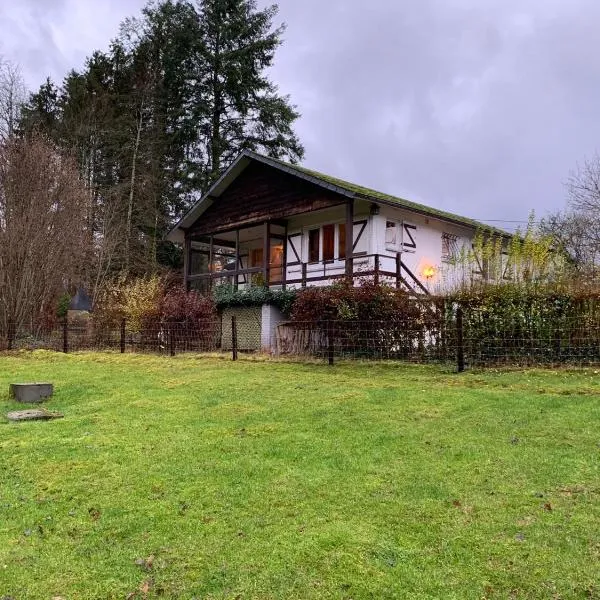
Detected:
left=183, top=235, right=191, bottom=291
left=282, top=223, right=288, bottom=290
left=234, top=229, right=240, bottom=291
left=263, top=221, right=271, bottom=287
left=208, top=235, right=214, bottom=291
left=345, top=199, right=354, bottom=277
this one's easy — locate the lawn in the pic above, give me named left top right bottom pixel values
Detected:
left=1, top=352, right=599, bottom=599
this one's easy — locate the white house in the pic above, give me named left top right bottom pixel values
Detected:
left=168, top=150, right=508, bottom=297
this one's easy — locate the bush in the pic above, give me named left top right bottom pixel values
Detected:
left=213, top=284, right=297, bottom=315
left=161, top=286, right=217, bottom=325
left=289, top=279, right=434, bottom=357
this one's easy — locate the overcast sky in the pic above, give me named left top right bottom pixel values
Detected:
left=1, top=0, right=598, bottom=230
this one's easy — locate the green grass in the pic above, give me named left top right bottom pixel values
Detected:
left=1, top=352, right=600, bottom=599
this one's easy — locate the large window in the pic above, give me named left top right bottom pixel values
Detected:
left=307, top=224, right=347, bottom=263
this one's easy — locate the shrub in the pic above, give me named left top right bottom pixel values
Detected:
left=56, top=293, right=71, bottom=319
left=161, top=286, right=217, bottom=325
left=213, top=284, right=297, bottom=315
left=289, top=279, right=433, bottom=357
left=95, top=275, right=164, bottom=332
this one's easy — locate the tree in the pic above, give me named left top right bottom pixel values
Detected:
left=0, top=135, right=88, bottom=340
left=540, top=154, right=600, bottom=274
left=0, top=58, right=27, bottom=141
left=194, top=0, right=304, bottom=190
left=16, top=0, right=304, bottom=284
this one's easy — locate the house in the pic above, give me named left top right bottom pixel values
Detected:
left=168, top=150, right=507, bottom=296
left=167, top=151, right=508, bottom=352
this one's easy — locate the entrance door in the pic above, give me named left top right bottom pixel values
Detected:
left=249, top=245, right=283, bottom=284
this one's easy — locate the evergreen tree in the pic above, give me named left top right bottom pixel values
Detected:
left=17, top=0, right=304, bottom=282
left=194, top=0, right=304, bottom=190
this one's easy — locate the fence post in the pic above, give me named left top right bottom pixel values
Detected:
left=231, top=316, right=238, bottom=361
left=63, top=319, right=68, bottom=354
left=327, top=321, right=335, bottom=366
left=7, top=322, right=15, bottom=351
left=120, top=319, right=126, bottom=354
left=456, top=304, right=465, bottom=373
left=169, top=326, right=175, bottom=357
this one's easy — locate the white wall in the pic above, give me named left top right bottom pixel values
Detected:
left=373, top=206, right=475, bottom=293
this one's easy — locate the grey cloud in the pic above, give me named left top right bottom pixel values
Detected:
left=3, top=0, right=599, bottom=228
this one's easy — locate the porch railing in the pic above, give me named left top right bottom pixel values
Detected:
left=187, top=254, right=431, bottom=295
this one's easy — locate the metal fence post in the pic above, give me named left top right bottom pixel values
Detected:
left=231, top=316, right=238, bottom=361
left=169, top=326, right=175, bottom=357
left=456, top=304, right=465, bottom=373
left=63, top=319, right=68, bottom=354
left=327, top=321, right=335, bottom=366
left=120, top=319, right=126, bottom=354
left=7, top=322, right=15, bottom=351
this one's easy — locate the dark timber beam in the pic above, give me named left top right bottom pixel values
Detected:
left=345, top=199, right=354, bottom=277
left=183, top=236, right=191, bottom=291
left=208, top=235, right=214, bottom=291
left=234, top=229, right=240, bottom=291
left=282, top=222, right=288, bottom=290
left=263, top=221, right=271, bottom=287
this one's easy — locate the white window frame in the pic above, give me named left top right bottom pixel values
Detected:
left=385, top=220, right=403, bottom=252
left=305, top=223, right=346, bottom=263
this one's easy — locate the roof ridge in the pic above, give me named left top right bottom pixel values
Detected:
left=253, top=151, right=510, bottom=237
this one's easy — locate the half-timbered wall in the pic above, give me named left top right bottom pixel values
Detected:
left=373, top=206, right=475, bottom=293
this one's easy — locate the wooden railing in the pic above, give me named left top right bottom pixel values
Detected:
left=187, top=254, right=431, bottom=295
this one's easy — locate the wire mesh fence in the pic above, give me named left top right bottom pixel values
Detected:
left=3, top=304, right=600, bottom=369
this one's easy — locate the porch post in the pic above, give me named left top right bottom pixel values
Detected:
left=345, top=199, right=354, bottom=278
left=282, top=222, right=288, bottom=290
left=208, top=235, right=214, bottom=291
left=263, top=221, right=271, bottom=287
left=234, top=229, right=240, bottom=291
left=183, top=235, right=191, bottom=291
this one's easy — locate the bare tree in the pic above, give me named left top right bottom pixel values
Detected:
left=0, top=58, right=27, bottom=140
left=0, top=135, right=88, bottom=339
left=539, top=155, right=600, bottom=275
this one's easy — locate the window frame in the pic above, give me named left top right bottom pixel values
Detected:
left=385, top=220, right=402, bottom=252
left=441, top=232, right=459, bottom=263
left=306, top=223, right=348, bottom=263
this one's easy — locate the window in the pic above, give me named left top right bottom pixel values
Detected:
left=306, top=224, right=347, bottom=263
left=322, top=224, right=335, bottom=261
left=386, top=221, right=399, bottom=249
left=308, top=229, right=320, bottom=263
left=442, top=233, right=459, bottom=262
left=338, top=223, right=346, bottom=259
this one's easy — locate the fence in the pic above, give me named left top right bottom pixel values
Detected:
left=3, top=303, right=600, bottom=369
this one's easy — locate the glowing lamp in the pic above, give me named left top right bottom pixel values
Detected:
left=423, top=266, right=436, bottom=279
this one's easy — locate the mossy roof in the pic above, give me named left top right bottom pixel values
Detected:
left=265, top=154, right=510, bottom=237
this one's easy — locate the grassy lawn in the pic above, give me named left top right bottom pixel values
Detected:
left=0, top=352, right=599, bottom=599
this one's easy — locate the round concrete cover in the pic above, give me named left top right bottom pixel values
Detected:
left=6, top=409, right=63, bottom=421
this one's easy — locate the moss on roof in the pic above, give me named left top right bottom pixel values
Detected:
left=265, top=154, right=510, bottom=237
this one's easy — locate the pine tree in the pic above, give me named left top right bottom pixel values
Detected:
left=194, top=0, right=304, bottom=190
